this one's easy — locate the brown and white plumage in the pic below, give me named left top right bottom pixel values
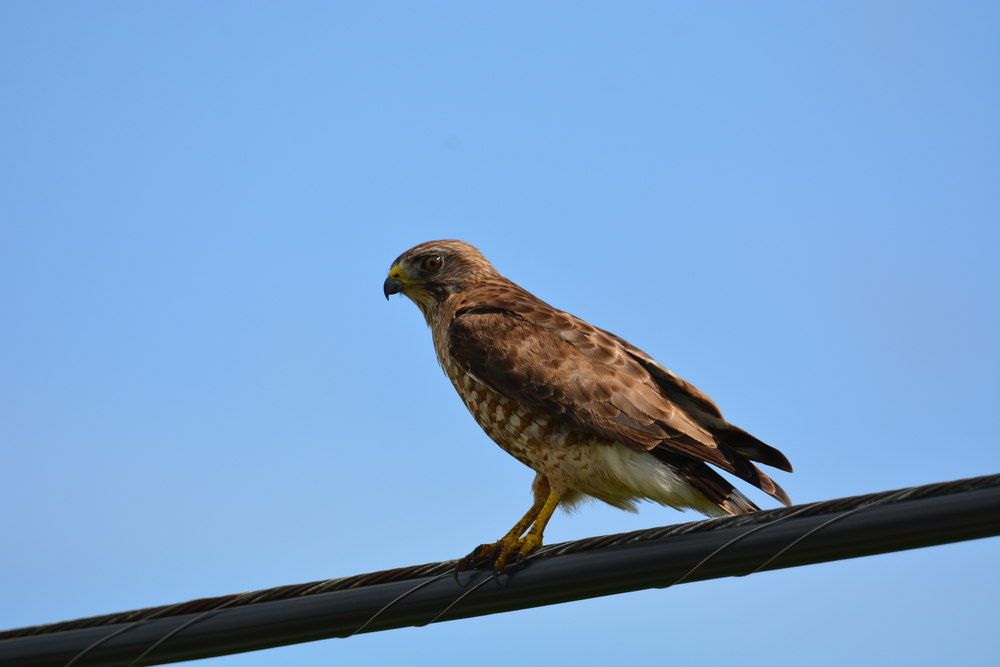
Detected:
left=384, top=239, right=793, bottom=570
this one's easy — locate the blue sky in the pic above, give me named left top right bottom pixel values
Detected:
left=1, top=2, right=997, bottom=665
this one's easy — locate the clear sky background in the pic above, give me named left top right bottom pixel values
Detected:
left=2, top=2, right=998, bottom=666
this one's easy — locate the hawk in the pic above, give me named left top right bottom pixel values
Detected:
left=384, top=240, right=792, bottom=571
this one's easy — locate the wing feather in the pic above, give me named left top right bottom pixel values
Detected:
left=447, top=305, right=790, bottom=504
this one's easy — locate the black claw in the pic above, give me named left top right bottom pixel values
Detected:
left=465, top=546, right=484, bottom=570
left=513, top=551, right=525, bottom=571
left=488, top=543, right=502, bottom=565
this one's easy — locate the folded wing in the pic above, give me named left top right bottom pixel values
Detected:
left=448, top=304, right=791, bottom=506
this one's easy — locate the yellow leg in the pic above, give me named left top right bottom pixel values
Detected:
left=498, top=497, right=547, bottom=544
left=458, top=495, right=545, bottom=571
left=458, top=476, right=562, bottom=572
left=493, top=490, right=561, bottom=572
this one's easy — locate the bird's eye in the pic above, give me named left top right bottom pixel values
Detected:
left=423, top=255, right=443, bottom=272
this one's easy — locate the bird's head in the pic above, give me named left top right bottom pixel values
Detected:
left=383, top=240, right=493, bottom=315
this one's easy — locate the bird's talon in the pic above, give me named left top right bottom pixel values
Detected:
left=462, top=544, right=490, bottom=570
left=456, top=555, right=472, bottom=573
left=488, top=543, right=503, bottom=564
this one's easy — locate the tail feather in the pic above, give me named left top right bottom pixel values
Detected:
left=653, top=451, right=763, bottom=515
left=720, top=425, right=794, bottom=472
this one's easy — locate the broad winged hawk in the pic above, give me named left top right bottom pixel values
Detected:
left=384, top=240, right=792, bottom=571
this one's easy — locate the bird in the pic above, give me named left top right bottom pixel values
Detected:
left=384, top=240, right=793, bottom=572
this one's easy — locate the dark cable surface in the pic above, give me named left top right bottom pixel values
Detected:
left=1, top=474, right=998, bottom=667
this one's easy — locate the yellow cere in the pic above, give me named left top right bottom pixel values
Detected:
left=389, top=264, right=427, bottom=287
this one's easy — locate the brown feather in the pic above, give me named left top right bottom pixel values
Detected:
left=448, top=305, right=791, bottom=505
left=388, top=239, right=794, bottom=512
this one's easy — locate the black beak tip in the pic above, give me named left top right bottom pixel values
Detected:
left=383, top=276, right=404, bottom=300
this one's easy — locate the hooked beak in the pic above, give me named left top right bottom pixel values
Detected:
left=383, top=275, right=405, bottom=300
